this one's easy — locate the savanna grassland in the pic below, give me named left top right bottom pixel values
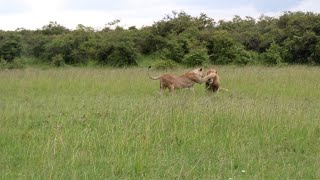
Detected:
left=0, top=66, right=320, bottom=179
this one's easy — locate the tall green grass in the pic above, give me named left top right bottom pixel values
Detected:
left=0, top=66, right=319, bottom=179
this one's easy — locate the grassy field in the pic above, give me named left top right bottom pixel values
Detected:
left=0, top=66, right=320, bottom=179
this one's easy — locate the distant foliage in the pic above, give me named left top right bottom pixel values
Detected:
left=51, top=54, right=65, bottom=67
left=2, top=11, right=320, bottom=66
left=41, top=21, right=70, bottom=35
left=153, top=59, right=178, bottom=70
left=0, top=33, right=21, bottom=62
left=160, top=38, right=187, bottom=63
left=310, top=41, right=320, bottom=64
left=97, top=40, right=139, bottom=67
left=205, top=30, right=240, bottom=64
left=260, top=42, right=283, bottom=65
left=0, top=58, right=24, bottom=69
left=183, top=48, right=209, bottom=67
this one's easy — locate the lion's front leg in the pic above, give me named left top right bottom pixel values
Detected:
left=199, top=73, right=217, bottom=84
left=188, top=85, right=195, bottom=93
left=168, top=85, right=175, bottom=94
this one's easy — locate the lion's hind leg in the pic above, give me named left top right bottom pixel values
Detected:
left=159, top=80, right=167, bottom=96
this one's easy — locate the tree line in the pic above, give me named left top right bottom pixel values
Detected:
left=1, top=11, right=320, bottom=68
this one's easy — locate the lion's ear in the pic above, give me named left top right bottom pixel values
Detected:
left=199, top=68, right=202, bottom=71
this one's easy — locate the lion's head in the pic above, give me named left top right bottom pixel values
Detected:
left=206, top=68, right=218, bottom=85
left=206, top=68, right=218, bottom=75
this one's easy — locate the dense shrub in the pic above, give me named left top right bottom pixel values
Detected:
left=2, top=11, right=320, bottom=66
left=153, top=59, right=178, bottom=70
left=183, top=48, right=209, bottom=67
left=43, top=35, right=90, bottom=65
left=160, top=39, right=187, bottom=63
left=309, top=41, right=320, bottom=64
left=97, top=41, right=139, bottom=67
left=29, top=34, right=50, bottom=59
left=231, top=44, right=260, bottom=65
left=260, top=42, right=283, bottom=65
left=282, top=31, right=318, bottom=64
left=43, top=36, right=72, bottom=63
left=205, top=30, right=239, bottom=64
left=0, top=58, right=24, bottom=69
left=0, top=35, right=21, bottom=62
left=51, top=54, right=65, bottom=67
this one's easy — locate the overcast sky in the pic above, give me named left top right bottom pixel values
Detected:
left=0, top=0, right=319, bottom=30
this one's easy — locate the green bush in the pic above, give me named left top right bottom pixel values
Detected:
left=183, top=48, right=209, bottom=67
left=154, top=59, right=178, bottom=70
left=309, top=41, right=320, bottom=64
left=70, top=49, right=88, bottom=64
left=160, top=38, right=187, bottom=63
left=205, top=30, right=239, bottom=64
left=44, top=36, right=71, bottom=63
left=43, top=34, right=90, bottom=65
left=0, top=58, right=6, bottom=68
left=232, top=46, right=261, bottom=65
left=51, top=54, right=65, bottom=67
left=0, top=58, right=24, bottom=69
left=260, top=42, right=283, bottom=65
left=2, top=11, right=320, bottom=67
left=97, top=41, right=139, bottom=67
left=0, top=36, right=22, bottom=63
left=244, top=50, right=261, bottom=65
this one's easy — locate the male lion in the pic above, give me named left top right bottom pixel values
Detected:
left=147, top=66, right=216, bottom=95
left=205, top=68, right=229, bottom=92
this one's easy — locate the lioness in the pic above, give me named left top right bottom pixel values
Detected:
left=147, top=66, right=216, bottom=95
left=205, top=68, right=229, bottom=92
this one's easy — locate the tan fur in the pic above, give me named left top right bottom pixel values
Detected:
left=205, top=68, right=229, bottom=92
left=147, top=66, right=216, bottom=95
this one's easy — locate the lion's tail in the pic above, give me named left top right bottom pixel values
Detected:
left=147, top=66, right=161, bottom=80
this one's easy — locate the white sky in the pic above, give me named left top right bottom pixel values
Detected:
left=0, top=0, right=319, bottom=30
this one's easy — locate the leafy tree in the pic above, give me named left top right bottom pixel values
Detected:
left=309, top=41, right=320, bottom=64
left=204, top=30, right=240, bottom=64
left=43, top=35, right=73, bottom=63
left=153, top=59, right=178, bottom=70
left=1, top=11, right=320, bottom=66
left=97, top=40, right=139, bottom=67
left=241, top=32, right=261, bottom=51
left=283, top=31, right=318, bottom=64
left=0, top=33, right=21, bottom=62
left=41, top=21, right=69, bottom=35
left=29, top=33, right=51, bottom=59
left=52, top=54, right=65, bottom=67
left=161, top=37, right=187, bottom=63
left=183, top=47, right=209, bottom=67
left=260, top=42, right=283, bottom=65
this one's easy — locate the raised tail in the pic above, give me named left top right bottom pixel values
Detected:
left=147, top=66, right=161, bottom=80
